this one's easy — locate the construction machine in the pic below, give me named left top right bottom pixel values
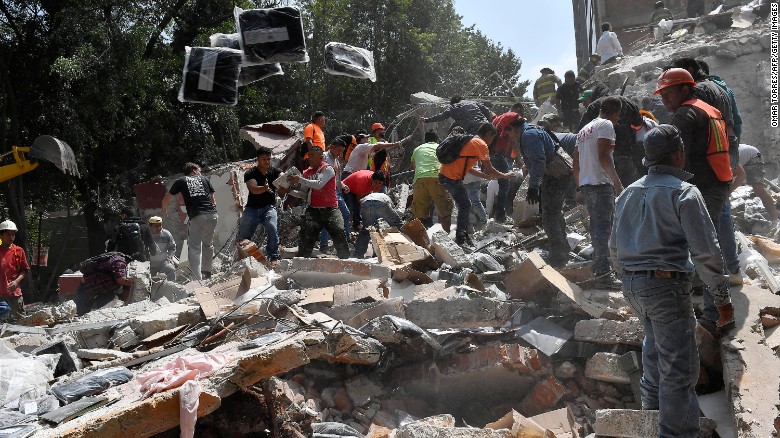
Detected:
left=0, top=135, right=80, bottom=183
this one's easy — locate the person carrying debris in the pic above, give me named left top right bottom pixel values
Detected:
left=353, top=192, right=404, bottom=259
left=410, top=131, right=453, bottom=232
left=655, top=67, right=734, bottom=335
left=320, top=136, right=352, bottom=253
left=107, top=206, right=158, bottom=262
left=421, top=95, right=493, bottom=135
left=533, top=68, right=562, bottom=107
left=75, top=252, right=135, bottom=316
left=286, top=147, right=350, bottom=259
left=161, top=162, right=218, bottom=280
left=0, top=220, right=28, bottom=320
left=490, top=111, right=525, bottom=223
left=302, top=111, right=326, bottom=159
left=555, top=71, right=581, bottom=132
left=438, top=123, right=515, bottom=246
left=237, top=146, right=282, bottom=263
left=610, top=124, right=733, bottom=438
left=519, top=119, right=572, bottom=268
left=596, top=22, right=622, bottom=65
left=148, top=216, right=177, bottom=281
left=573, top=96, right=624, bottom=288
left=343, top=170, right=386, bottom=232
left=578, top=90, right=643, bottom=187
left=649, top=1, right=673, bottom=24
left=735, top=144, right=779, bottom=223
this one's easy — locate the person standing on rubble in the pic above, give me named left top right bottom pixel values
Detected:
left=411, top=131, right=453, bottom=231
left=148, top=216, right=177, bottom=281
left=490, top=111, right=525, bottom=224
left=576, top=54, right=601, bottom=84
left=556, top=71, right=582, bottom=132
left=533, top=68, right=562, bottom=107
left=421, top=95, right=494, bottom=135
left=107, top=206, right=157, bottom=262
left=161, top=162, right=218, bottom=280
left=596, top=23, right=623, bottom=65
left=610, top=124, right=733, bottom=438
left=578, top=90, right=643, bottom=187
left=76, top=252, right=135, bottom=316
left=237, top=146, right=282, bottom=263
left=320, top=135, right=351, bottom=253
left=286, top=147, right=350, bottom=259
left=735, top=144, right=779, bottom=224
left=302, top=111, right=326, bottom=160
left=649, top=1, right=673, bottom=24
left=520, top=119, right=572, bottom=268
left=353, top=192, right=404, bottom=259
left=574, top=97, right=624, bottom=288
left=655, top=68, right=734, bottom=335
left=439, top=123, right=515, bottom=247
left=0, top=220, right=28, bottom=320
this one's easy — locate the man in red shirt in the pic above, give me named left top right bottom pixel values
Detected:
left=343, top=170, right=385, bottom=231
left=0, top=220, right=29, bottom=320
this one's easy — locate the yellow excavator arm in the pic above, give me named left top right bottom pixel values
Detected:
left=0, top=146, right=40, bottom=183
left=0, top=136, right=80, bottom=183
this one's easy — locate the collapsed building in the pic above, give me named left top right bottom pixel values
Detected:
left=2, top=3, right=780, bottom=438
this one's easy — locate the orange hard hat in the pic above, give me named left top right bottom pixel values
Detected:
left=654, top=68, right=695, bottom=95
left=371, top=122, right=385, bottom=132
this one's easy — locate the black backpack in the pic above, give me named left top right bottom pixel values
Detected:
left=436, top=134, right=475, bottom=163
left=116, top=221, right=144, bottom=260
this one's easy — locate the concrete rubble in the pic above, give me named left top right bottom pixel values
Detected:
left=2, top=6, right=780, bottom=438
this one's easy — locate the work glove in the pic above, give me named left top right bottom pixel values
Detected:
left=716, top=302, right=735, bottom=331
left=526, top=187, right=541, bottom=205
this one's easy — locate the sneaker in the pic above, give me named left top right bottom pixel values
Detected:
left=591, top=272, right=622, bottom=289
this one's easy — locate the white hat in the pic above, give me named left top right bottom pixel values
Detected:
left=0, top=220, right=18, bottom=232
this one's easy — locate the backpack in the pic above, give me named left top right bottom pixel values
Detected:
left=80, top=252, right=125, bottom=275
left=116, top=221, right=145, bottom=260
left=436, top=134, right=475, bottom=164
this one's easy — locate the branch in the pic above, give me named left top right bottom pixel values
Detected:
left=0, top=2, right=23, bottom=41
left=143, top=0, right=190, bottom=58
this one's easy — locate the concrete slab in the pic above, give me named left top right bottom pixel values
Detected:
left=279, top=258, right=391, bottom=288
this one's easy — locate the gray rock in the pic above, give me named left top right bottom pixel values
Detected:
left=760, top=34, right=771, bottom=50
left=715, top=50, right=738, bottom=61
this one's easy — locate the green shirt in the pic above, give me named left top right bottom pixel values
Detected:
left=411, top=142, right=441, bottom=182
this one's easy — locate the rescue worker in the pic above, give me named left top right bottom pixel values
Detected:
left=107, top=206, right=157, bottom=262
left=410, top=131, right=454, bottom=231
left=76, top=252, right=135, bottom=316
left=320, top=136, right=351, bottom=253
left=596, top=22, right=623, bottom=65
left=237, top=146, right=282, bottom=263
left=576, top=54, right=601, bottom=84
left=343, top=170, right=386, bottom=231
left=533, top=68, right=562, bottom=107
left=490, top=111, right=525, bottom=223
left=655, top=67, right=734, bottom=335
left=343, top=125, right=404, bottom=179
left=610, top=124, right=733, bottom=438
left=302, top=111, right=326, bottom=159
left=421, top=95, right=493, bottom=135
left=650, top=1, right=673, bottom=24
left=0, top=220, right=28, bottom=320
left=148, top=216, right=177, bottom=280
left=353, top=192, right=404, bottom=259
left=286, top=147, right=350, bottom=259
left=555, top=71, right=581, bottom=132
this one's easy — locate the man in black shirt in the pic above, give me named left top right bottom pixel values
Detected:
left=237, top=146, right=282, bottom=262
left=161, top=162, right=218, bottom=280
left=556, top=71, right=581, bottom=132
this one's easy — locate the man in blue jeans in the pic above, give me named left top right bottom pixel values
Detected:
left=320, top=136, right=351, bottom=252
left=610, top=125, right=733, bottom=438
left=237, top=146, right=282, bottom=263
left=574, top=96, right=624, bottom=288
left=353, top=192, right=404, bottom=258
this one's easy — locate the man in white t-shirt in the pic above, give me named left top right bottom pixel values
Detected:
left=574, top=96, right=624, bottom=286
left=596, top=22, right=623, bottom=65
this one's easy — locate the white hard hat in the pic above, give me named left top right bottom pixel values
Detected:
left=0, top=220, right=18, bottom=232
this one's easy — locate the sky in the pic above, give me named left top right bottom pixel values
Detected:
left=452, top=0, right=577, bottom=98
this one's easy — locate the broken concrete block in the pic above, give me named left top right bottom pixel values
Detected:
left=573, top=318, right=643, bottom=347
left=51, top=301, right=77, bottom=321
left=504, top=252, right=581, bottom=304
left=301, top=279, right=387, bottom=307
left=430, top=230, right=470, bottom=268
left=129, top=302, right=203, bottom=338
left=370, top=229, right=434, bottom=270
left=715, top=50, right=738, bottom=60
left=18, top=308, right=55, bottom=327
left=472, top=253, right=503, bottom=273
left=585, top=352, right=631, bottom=384
left=76, top=348, right=134, bottom=361
left=519, top=375, right=566, bottom=417
left=594, top=409, right=716, bottom=437
left=607, top=69, right=636, bottom=90
left=279, top=258, right=391, bottom=288
left=554, top=361, right=578, bottom=379
left=150, top=280, right=191, bottom=303
left=110, top=325, right=140, bottom=349
left=345, top=298, right=406, bottom=328
left=759, top=34, right=771, bottom=50
left=718, top=40, right=742, bottom=56
left=405, top=297, right=522, bottom=329
left=345, top=376, right=383, bottom=407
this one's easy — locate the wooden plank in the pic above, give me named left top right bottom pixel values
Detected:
left=194, top=287, right=221, bottom=319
